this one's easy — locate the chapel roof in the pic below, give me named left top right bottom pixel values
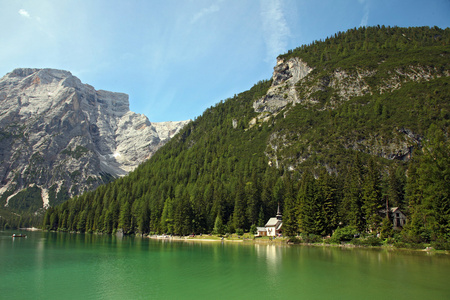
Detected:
left=265, top=217, right=281, bottom=227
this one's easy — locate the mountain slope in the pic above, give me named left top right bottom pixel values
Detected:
left=0, top=68, right=189, bottom=220
left=43, top=26, right=449, bottom=242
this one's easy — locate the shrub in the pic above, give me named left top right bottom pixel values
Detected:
left=287, top=237, right=301, bottom=244
left=235, top=228, right=244, bottom=236
left=365, top=237, right=383, bottom=246
left=393, top=241, right=425, bottom=249
left=250, top=224, right=257, bottom=235
left=431, top=239, right=450, bottom=250
left=384, top=237, right=396, bottom=245
left=301, top=234, right=322, bottom=243
left=331, top=226, right=358, bottom=243
left=352, top=236, right=383, bottom=246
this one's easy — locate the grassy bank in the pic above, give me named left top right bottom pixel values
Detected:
left=148, top=233, right=450, bottom=254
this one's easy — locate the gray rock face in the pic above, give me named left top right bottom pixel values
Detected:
left=253, top=57, right=448, bottom=116
left=253, top=57, right=313, bottom=114
left=0, top=68, right=190, bottom=208
left=253, top=56, right=448, bottom=169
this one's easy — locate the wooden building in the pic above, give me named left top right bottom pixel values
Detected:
left=380, top=207, right=407, bottom=230
left=256, top=205, right=283, bottom=237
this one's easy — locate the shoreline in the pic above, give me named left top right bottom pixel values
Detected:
left=19, top=227, right=42, bottom=231
left=147, top=234, right=450, bottom=254
left=23, top=229, right=448, bottom=254
left=148, top=235, right=247, bottom=243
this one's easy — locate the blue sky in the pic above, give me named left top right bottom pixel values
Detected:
left=1, top=0, right=449, bottom=122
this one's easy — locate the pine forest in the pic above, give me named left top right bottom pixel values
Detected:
left=35, top=26, right=450, bottom=249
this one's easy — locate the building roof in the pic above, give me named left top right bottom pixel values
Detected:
left=379, top=207, right=406, bottom=217
left=276, top=222, right=282, bottom=231
left=265, top=217, right=281, bottom=227
left=380, top=207, right=404, bottom=213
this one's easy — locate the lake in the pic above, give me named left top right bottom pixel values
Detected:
left=1, top=230, right=449, bottom=299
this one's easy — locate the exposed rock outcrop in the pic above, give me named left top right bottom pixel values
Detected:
left=254, top=57, right=448, bottom=117
left=253, top=55, right=448, bottom=168
left=253, top=57, right=313, bottom=114
left=0, top=68, right=189, bottom=208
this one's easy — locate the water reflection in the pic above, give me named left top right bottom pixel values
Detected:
left=34, top=235, right=46, bottom=295
left=255, top=244, right=283, bottom=290
left=2, top=231, right=450, bottom=300
left=255, top=244, right=281, bottom=270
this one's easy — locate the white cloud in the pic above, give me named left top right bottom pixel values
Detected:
left=260, top=0, right=291, bottom=62
left=358, top=0, right=370, bottom=27
left=18, top=9, right=31, bottom=18
left=191, top=2, right=221, bottom=24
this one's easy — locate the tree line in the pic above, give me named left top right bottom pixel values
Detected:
left=40, top=26, right=449, bottom=245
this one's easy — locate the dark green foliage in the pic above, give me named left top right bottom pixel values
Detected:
left=213, top=214, right=225, bottom=235
left=393, top=241, right=425, bottom=250
left=280, top=26, right=449, bottom=73
left=250, top=224, right=257, bottom=235
left=8, top=186, right=42, bottom=211
left=271, top=77, right=450, bottom=173
left=340, top=155, right=365, bottom=231
left=0, top=189, right=15, bottom=207
left=362, top=158, right=383, bottom=232
left=316, top=169, right=339, bottom=236
left=300, top=233, right=322, bottom=243
left=404, top=124, right=450, bottom=242
left=53, top=184, right=70, bottom=207
left=298, top=171, right=326, bottom=235
left=380, top=217, right=394, bottom=239
left=331, top=226, right=359, bottom=242
left=282, top=177, right=298, bottom=237
left=0, top=207, right=42, bottom=230
left=351, top=236, right=383, bottom=247
left=431, top=239, right=450, bottom=251
left=47, top=184, right=57, bottom=206
left=42, top=26, right=449, bottom=246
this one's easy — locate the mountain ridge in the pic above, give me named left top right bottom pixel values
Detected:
left=0, top=68, right=189, bottom=214
left=4, top=26, right=450, bottom=244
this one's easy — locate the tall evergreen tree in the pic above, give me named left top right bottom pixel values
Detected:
left=160, top=197, right=174, bottom=234
left=298, top=171, right=325, bottom=235
left=341, top=155, right=365, bottom=232
left=282, top=176, right=298, bottom=237
left=406, top=125, right=450, bottom=241
left=233, top=182, right=247, bottom=231
left=119, top=201, right=131, bottom=234
left=317, top=169, right=339, bottom=236
left=362, top=158, right=382, bottom=232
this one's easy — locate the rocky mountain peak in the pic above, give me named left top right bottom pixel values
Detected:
left=0, top=68, right=189, bottom=209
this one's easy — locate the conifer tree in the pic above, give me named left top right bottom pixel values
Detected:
left=119, top=201, right=131, bottom=234
left=406, top=125, right=450, bottom=240
left=298, top=171, right=325, bottom=235
left=282, top=177, right=298, bottom=237
left=160, top=197, right=174, bottom=234
left=341, top=155, right=365, bottom=232
left=233, top=182, right=247, bottom=231
left=362, top=158, right=382, bottom=232
left=213, top=213, right=224, bottom=235
left=317, top=169, right=339, bottom=236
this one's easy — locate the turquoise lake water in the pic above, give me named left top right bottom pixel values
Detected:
left=1, top=230, right=449, bottom=299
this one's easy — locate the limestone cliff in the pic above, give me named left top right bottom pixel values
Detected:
left=253, top=57, right=313, bottom=114
left=255, top=57, right=448, bottom=116
left=252, top=55, right=448, bottom=170
left=0, top=68, right=189, bottom=209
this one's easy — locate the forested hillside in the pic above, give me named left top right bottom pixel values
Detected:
left=39, top=26, right=449, bottom=246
